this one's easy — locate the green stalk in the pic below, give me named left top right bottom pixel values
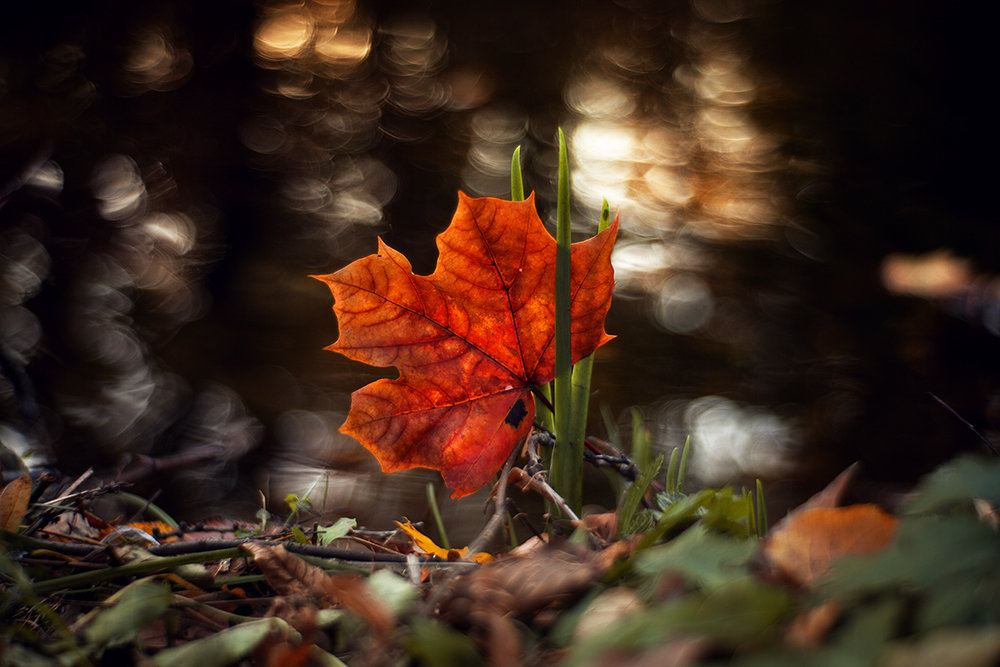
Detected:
left=665, top=447, right=679, bottom=494
left=567, top=199, right=611, bottom=466
left=631, top=407, right=650, bottom=475
left=113, top=491, right=180, bottom=528
left=755, top=478, right=768, bottom=537
left=550, top=128, right=579, bottom=514
left=425, top=482, right=450, bottom=549
left=31, top=548, right=245, bottom=596
left=510, top=145, right=524, bottom=201
left=677, top=435, right=691, bottom=491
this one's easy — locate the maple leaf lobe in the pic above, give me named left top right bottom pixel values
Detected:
left=313, top=192, right=617, bottom=497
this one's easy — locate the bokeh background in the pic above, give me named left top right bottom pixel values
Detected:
left=2, top=0, right=997, bottom=541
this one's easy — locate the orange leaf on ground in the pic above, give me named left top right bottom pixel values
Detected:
left=314, top=193, right=618, bottom=497
left=761, top=504, right=897, bottom=587
left=395, top=520, right=492, bottom=563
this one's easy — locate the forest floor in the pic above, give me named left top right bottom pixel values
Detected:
left=2, top=447, right=999, bottom=667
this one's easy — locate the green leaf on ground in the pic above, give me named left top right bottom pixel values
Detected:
left=904, top=454, right=1000, bottom=513
left=823, top=514, right=1000, bottom=632
left=635, top=523, right=757, bottom=590
left=318, top=517, right=357, bottom=545
left=566, top=578, right=791, bottom=665
left=407, top=617, right=484, bottom=667
left=82, top=578, right=172, bottom=649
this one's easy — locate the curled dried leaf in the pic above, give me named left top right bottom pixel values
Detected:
left=396, top=520, right=492, bottom=563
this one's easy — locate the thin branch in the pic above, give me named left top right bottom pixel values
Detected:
left=508, top=468, right=579, bottom=522
left=929, top=392, right=999, bottom=456
left=467, top=438, right=523, bottom=556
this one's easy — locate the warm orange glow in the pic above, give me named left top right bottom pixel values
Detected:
left=255, top=9, right=314, bottom=61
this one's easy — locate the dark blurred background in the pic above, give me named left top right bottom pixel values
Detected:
left=2, top=0, right=997, bottom=539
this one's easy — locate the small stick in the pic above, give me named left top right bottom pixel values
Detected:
left=467, top=440, right=523, bottom=556
left=43, top=468, right=95, bottom=505
left=508, top=468, right=580, bottom=522
left=929, top=392, right=999, bottom=456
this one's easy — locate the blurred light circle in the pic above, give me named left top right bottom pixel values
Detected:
left=654, top=273, right=714, bottom=333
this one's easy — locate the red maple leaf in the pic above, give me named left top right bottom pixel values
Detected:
left=313, top=193, right=618, bottom=497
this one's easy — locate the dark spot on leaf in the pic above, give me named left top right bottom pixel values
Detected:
left=505, top=398, right=528, bottom=428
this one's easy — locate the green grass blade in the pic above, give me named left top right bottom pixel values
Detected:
left=550, top=127, right=579, bottom=514
left=619, top=454, right=664, bottom=536
left=746, top=490, right=757, bottom=537
left=677, top=435, right=691, bottom=492
left=600, top=404, right=621, bottom=449
left=755, top=478, right=768, bottom=536
left=665, top=446, right=679, bottom=494
left=567, top=199, right=612, bottom=469
left=510, top=146, right=524, bottom=201
left=425, top=482, right=450, bottom=549
left=630, top=407, right=650, bottom=475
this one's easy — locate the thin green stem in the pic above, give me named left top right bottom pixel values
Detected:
left=567, top=199, right=612, bottom=493
left=510, top=146, right=524, bottom=201
left=665, top=447, right=679, bottom=494
left=550, top=128, right=580, bottom=515
left=114, top=491, right=179, bottom=528
left=31, top=548, right=245, bottom=596
left=755, top=478, right=768, bottom=537
left=677, top=435, right=691, bottom=491
left=425, top=482, right=450, bottom=550
left=631, top=407, right=650, bottom=475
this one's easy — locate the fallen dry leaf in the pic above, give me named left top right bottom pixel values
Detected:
left=241, top=542, right=316, bottom=599
left=319, top=573, right=394, bottom=641
left=395, top=520, right=493, bottom=563
left=784, top=600, right=843, bottom=648
left=761, top=504, right=897, bottom=587
left=437, top=544, right=609, bottom=665
left=241, top=543, right=394, bottom=639
left=0, top=473, right=32, bottom=532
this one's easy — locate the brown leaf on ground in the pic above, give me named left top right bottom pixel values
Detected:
left=437, top=544, right=613, bottom=664
left=253, top=603, right=316, bottom=667
left=0, top=473, right=32, bottom=532
left=761, top=504, right=897, bottom=587
left=581, top=512, right=618, bottom=543
left=320, top=573, right=394, bottom=641
left=784, top=600, right=843, bottom=648
left=241, top=543, right=394, bottom=641
left=769, top=463, right=859, bottom=537
left=241, top=542, right=318, bottom=599
left=573, top=587, right=644, bottom=640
